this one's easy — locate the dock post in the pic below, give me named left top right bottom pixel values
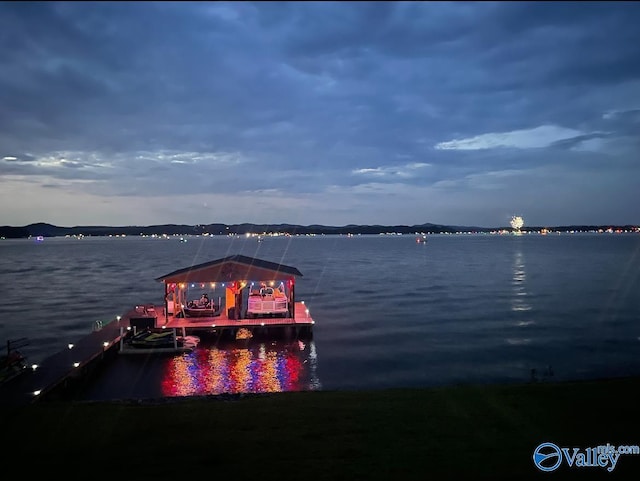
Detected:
left=119, top=327, right=124, bottom=351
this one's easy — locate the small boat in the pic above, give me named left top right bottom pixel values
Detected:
left=416, top=235, right=428, bottom=244
left=128, top=330, right=175, bottom=348
left=126, top=329, right=200, bottom=350
left=183, top=300, right=219, bottom=318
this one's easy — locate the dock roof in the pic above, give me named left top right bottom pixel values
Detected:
left=155, top=254, right=303, bottom=284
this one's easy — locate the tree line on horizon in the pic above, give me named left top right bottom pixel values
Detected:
left=0, top=222, right=637, bottom=239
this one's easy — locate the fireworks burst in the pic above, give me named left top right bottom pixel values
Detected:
left=510, top=215, right=524, bottom=231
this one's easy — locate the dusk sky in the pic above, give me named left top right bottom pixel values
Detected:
left=1, top=1, right=639, bottom=228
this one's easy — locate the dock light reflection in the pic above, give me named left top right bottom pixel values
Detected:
left=161, top=340, right=320, bottom=397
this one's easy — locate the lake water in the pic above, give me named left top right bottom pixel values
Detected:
left=1, top=233, right=639, bottom=400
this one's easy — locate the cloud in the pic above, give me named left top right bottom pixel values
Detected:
left=351, top=162, right=430, bottom=179
left=1, top=2, right=639, bottom=226
left=434, top=125, right=585, bottom=151
left=602, top=108, right=640, bottom=122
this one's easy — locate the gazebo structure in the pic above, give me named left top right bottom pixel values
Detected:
left=154, top=255, right=312, bottom=331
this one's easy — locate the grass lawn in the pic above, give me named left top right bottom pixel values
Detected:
left=2, top=377, right=639, bottom=480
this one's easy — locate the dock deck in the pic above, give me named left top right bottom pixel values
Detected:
left=161, top=301, right=314, bottom=329
left=0, top=317, right=128, bottom=405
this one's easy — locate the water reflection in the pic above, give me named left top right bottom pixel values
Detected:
left=161, top=340, right=320, bottom=397
left=509, top=247, right=533, bottom=346
left=511, top=249, right=532, bottom=313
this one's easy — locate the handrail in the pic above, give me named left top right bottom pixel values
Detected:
left=6, top=337, right=29, bottom=354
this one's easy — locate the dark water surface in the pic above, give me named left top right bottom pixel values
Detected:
left=1, top=233, right=639, bottom=400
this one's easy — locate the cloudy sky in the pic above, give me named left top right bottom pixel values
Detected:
left=1, top=1, right=639, bottom=228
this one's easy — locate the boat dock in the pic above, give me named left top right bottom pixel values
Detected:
left=0, top=255, right=315, bottom=405
left=0, top=301, right=314, bottom=406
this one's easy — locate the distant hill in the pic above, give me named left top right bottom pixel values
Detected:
left=0, top=222, right=637, bottom=239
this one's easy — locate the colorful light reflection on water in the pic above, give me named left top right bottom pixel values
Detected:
left=161, top=340, right=320, bottom=397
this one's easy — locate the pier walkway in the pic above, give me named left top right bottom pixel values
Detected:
left=0, top=316, right=127, bottom=406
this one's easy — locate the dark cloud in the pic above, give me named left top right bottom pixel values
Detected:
left=0, top=1, right=639, bottom=226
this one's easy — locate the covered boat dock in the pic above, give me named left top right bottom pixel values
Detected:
left=148, top=254, right=314, bottom=336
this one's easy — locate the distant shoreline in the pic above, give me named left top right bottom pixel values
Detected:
left=1, top=222, right=638, bottom=239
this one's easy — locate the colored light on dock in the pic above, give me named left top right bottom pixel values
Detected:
left=261, top=322, right=265, bottom=326
left=103, top=342, right=109, bottom=347
left=211, top=324, right=216, bottom=327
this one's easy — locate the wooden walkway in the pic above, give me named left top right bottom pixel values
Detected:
left=0, top=301, right=315, bottom=406
left=0, top=317, right=128, bottom=406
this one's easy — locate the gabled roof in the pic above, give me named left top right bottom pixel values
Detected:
left=155, top=254, right=303, bottom=284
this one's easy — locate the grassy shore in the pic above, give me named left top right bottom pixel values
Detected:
left=2, top=377, right=639, bottom=480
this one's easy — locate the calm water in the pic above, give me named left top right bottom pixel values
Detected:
left=1, top=233, right=639, bottom=400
